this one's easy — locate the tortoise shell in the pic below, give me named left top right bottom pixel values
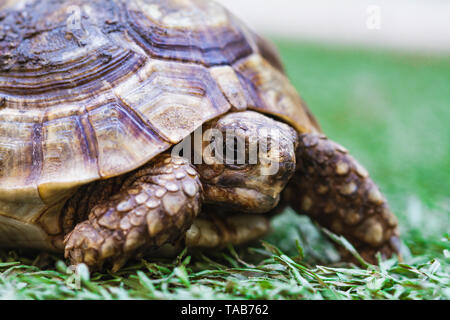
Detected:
left=0, top=0, right=319, bottom=250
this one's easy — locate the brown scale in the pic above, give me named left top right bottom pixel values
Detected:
left=64, top=154, right=202, bottom=271
left=284, top=134, right=400, bottom=264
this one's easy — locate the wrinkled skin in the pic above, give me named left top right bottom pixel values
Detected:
left=64, top=111, right=400, bottom=271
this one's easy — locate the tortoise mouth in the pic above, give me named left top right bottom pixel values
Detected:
left=202, top=183, right=280, bottom=214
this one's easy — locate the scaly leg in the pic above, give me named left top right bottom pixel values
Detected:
left=285, top=133, right=400, bottom=264
left=185, top=213, right=270, bottom=249
left=148, top=212, right=271, bottom=258
left=63, top=154, right=202, bottom=271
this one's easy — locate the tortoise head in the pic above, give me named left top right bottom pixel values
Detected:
left=194, top=111, right=298, bottom=213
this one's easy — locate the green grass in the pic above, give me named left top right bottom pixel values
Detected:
left=1, top=41, right=449, bottom=300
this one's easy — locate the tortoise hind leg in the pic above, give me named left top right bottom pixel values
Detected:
left=184, top=212, right=270, bottom=249
left=63, top=154, right=202, bottom=272
left=285, top=133, right=400, bottom=264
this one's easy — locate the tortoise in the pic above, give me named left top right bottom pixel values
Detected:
left=0, top=0, right=400, bottom=271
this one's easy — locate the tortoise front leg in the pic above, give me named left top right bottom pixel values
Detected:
left=285, top=133, right=401, bottom=264
left=63, top=154, right=202, bottom=272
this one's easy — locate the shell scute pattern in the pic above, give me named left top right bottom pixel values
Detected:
left=0, top=0, right=318, bottom=229
left=124, top=0, right=254, bottom=67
